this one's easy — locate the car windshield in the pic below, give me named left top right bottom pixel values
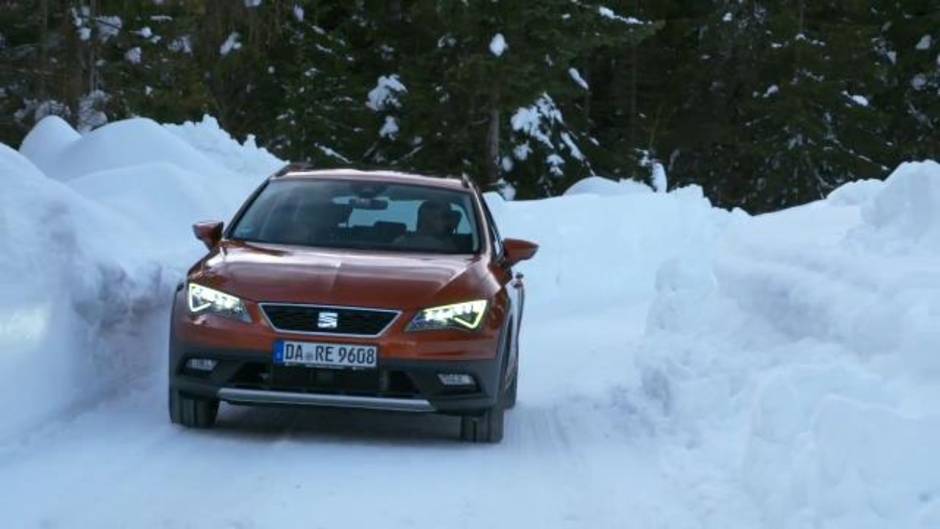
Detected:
left=230, top=179, right=482, bottom=254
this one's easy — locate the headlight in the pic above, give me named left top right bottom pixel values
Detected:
left=407, top=300, right=488, bottom=332
left=187, top=283, right=251, bottom=322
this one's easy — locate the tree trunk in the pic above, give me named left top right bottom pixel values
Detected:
left=387, top=0, right=403, bottom=23
left=88, top=0, right=98, bottom=94
left=628, top=9, right=638, bottom=179
left=485, top=105, right=500, bottom=186
left=38, top=0, right=48, bottom=98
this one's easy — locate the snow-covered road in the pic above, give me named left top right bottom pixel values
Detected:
left=1, top=305, right=726, bottom=529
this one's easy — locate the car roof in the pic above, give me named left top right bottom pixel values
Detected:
left=275, top=167, right=471, bottom=192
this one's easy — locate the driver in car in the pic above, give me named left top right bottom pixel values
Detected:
left=396, top=199, right=459, bottom=251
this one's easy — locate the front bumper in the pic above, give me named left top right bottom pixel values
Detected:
left=170, top=346, right=503, bottom=414
left=217, top=388, right=436, bottom=412
left=169, top=289, right=508, bottom=415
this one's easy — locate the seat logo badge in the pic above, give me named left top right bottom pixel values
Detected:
left=317, top=311, right=339, bottom=329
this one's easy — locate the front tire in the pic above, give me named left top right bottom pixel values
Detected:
left=169, top=389, right=219, bottom=429
left=503, top=368, right=518, bottom=409
left=459, top=406, right=504, bottom=443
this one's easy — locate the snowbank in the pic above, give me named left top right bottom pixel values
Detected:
left=17, top=115, right=81, bottom=176
left=488, top=185, right=721, bottom=317
left=0, top=144, right=167, bottom=438
left=488, top=160, right=940, bottom=529
left=163, top=115, right=283, bottom=180
left=563, top=175, right=652, bottom=196
left=20, top=116, right=227, bottom=182
left=0, top=142, right=46, bottom=180
left=854, top=160, right=940, bottom=253
left=0, top=116, right=283, bottom=439
left=632, top=162, right=940, bottom=528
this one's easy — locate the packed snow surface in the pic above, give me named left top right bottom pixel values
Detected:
left=1, top=116, right=938, bottom=529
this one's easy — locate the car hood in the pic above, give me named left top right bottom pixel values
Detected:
left=192, top=241, right=491, bottom=309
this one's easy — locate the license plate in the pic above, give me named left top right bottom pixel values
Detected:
left=273, top=340, right=378, bottom=369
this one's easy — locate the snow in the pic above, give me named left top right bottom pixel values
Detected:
left=827, top=178, right=884, bottom=206
left=2, top=115, right=940, bottom=529
left=315, top=143, right=351, bottom=163
left=546, top=153, right=564, bottom=175
left=915, top=35, right=932, bottom=51
left=163, top=114, right=282, bottom=178
left=568, top=67, right=589, bottom=90
left=597, top=6, right=644, bottom=25
left=854, top=160, right=940, bottom=253
left=512, top=141, right=532, bottom=161
left=366, top=74, right=407, bottom=111
left=437, top=34, right=456, bottom=48
left=77, top=90, right=110, bottom=132
left=844, top=91, right=869, bottom=107
left=495, top=178, right=516, bottom=200
left=169, top=35, right=192, bottom=54
left=95, top=15, right=122, bottom=42
left=19, top=116, right=227, bottom=182
left=0, top=145, right=167, bottom=442
left=125, top=46, right=142, bottom=64
left=220, top=32, right=242, bottom=56
left=489, top=33, right=507, bottom=57
left=1, top=116, right=278, bottom=442
left=511, top=93, right=564, bottom=149
left=559, top=132, right=584, bottom=161
left=565, top=175, right=652, bottom=196
left=379, top=115, right=399, bottom=139
left=18, top=115, right=81, bottom=174
left=651, top=161, right=668, bottom=192
left=500, top=155, right=514, bottom=172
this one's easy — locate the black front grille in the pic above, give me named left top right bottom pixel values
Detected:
left=261, top=304, right=398, bottom=336
left=228, top=362, right=420, bottom=398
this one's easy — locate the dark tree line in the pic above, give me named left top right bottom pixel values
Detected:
left=1, top=0, right=937, bottom=211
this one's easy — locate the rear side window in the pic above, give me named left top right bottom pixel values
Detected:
left=230, top=179, right=481, bottom=254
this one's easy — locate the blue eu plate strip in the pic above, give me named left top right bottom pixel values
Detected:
left=273, top=341, right=284, bottom=364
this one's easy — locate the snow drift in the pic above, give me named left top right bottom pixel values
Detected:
left=0, top=116, right=280, bottom=439
left=1, top=115, right=938, bottom=529
left=492, top=161, right=940, bottom=529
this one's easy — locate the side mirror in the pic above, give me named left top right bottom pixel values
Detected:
left=193, top=221, right=223, bottom=250
left=502, top=238, right=538, bottom=267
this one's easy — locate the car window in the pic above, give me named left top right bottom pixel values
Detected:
left=230, top=179, right=481, bottom=254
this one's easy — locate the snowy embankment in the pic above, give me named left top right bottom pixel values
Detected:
left=1, top=116, right=938, bottom=528
left=0, top=116, right=281, bottom=440
left=493, top=162, right=940, bottom=527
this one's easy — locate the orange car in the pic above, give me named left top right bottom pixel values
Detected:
left=168, top=167, right=537, bottom=442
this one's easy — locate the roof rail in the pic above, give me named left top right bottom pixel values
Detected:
left=273, top=161, right=314, bottom=178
